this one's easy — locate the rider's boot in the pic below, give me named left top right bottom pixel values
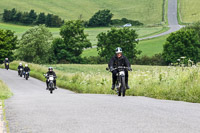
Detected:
left=111, top=84, right=115, bottom=90
left=125, top=75, right=130, bottom=89
left=54, top=82, right=57, bottom=89
left=126, top=84, right=130, bottom=89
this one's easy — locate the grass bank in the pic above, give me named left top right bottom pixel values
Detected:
left=7, top=61, right=200, bottom=103
left=0, top=80, right=12, bottom=100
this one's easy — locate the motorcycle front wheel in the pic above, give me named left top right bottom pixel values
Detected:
left=121, top=76, right=126, bottom=97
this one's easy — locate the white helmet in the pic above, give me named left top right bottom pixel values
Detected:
left=25, top=64, right=28, bottom=67
left=115, top=47, right=122, bottom=54
left=19, top=62, right=22, bottom=66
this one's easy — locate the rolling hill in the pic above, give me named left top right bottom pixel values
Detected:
left=0, top=0, right=164, bottom=25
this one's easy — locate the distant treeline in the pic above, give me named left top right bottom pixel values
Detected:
left=3, top=8, right=64, bottom=27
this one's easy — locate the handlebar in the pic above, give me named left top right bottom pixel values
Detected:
left=106, top=66, right=132, bottom=72
left=44, top=74, right=57, bottom=78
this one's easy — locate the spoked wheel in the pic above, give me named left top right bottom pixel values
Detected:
left=121, top=77, right=126, bottom=97
left=118, top=87, right=121, bottom=96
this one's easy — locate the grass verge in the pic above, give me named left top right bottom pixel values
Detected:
left=0, top=80, right=13, bottom=100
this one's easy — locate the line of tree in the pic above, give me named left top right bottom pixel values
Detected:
left=3, top=8, right=64, bottom=27
left=3, top=20, right=200, bottom=65
left=84, top=9, right=143, bottom=27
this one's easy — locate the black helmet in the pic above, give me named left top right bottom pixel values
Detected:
left=48, top=67, right=53, bottom=72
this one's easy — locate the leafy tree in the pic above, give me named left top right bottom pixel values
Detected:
left=36, top=12, right=46, bottom=25
left=88, top=9, right=113, bottom=27
left=163, top=29, right=200, bottom=64
left=11, top=8, right=17, bottom=21
left=15, top=12, right=22, bottom=22
left=16, top=25, right=53, bottom=64
left=97, top=27, right=140, bottom=61
left=20, top=12, right=30, bottom=24
left=0, top=29, right=17, bottom=62
left=51, top=15, right=63, bottom=27
left=28, top=9, right=37, bottom=24
left=3, top=9, right=12, bottom=21
left=185, top=21, right=200, bottom=40
left=52, top=20, right=91, bottom=63
left=45, top=13, right=53, bottom=27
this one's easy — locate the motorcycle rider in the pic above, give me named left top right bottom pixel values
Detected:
left=18, top=62, right=24, bottom=75
left=45, top=67, right=57, bottom=89
left=23, top=64, right=30, bottom=78
left=4, top=58, right=9, bottom=69
left=108, top=47, right=132, bottom=90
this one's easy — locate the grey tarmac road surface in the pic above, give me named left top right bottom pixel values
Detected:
left=1, top=68, right=200, bottom=133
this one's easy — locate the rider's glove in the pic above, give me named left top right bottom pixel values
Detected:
left=127, top=67, right=132, bottom=71
left=110, top=67, right=114, bottom=72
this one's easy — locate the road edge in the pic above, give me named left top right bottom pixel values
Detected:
left=0, top=100, right=7, bottom=133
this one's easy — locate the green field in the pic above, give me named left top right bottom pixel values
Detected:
left=6, top=61, right=200, bottom=103
left=82, top=35, right=169, bottom=57
left=0, top=22, right=169, bottom=45
left=179, top=0, right=200, bottom=24
left=0, top=0, right=164, bottom=25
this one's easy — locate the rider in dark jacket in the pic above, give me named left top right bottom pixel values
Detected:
left=18, top=62, right=24, bottom=75
left=45, top=67, right=57, bottom=89
left=108, top=47, right=131, bottom=90
left=4, top=58, right=9, bottom=69
left=23, top=64, right=30, bottom=78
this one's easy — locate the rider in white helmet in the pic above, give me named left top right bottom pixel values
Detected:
left=108, top=47, right=132, bottom=90
left=17, top=62, right=24, bottom=75
left=4, top=58, right=9, bottom=69
left=23, top=64, right=30, bottom=78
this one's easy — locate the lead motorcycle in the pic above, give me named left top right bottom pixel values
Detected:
left=107, top=66, right=132, bottom=97
left=44, top=74, right=56, bottom=94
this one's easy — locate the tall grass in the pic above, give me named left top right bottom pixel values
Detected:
left=0, top=80, right=12, bottom=100
left=8, top=61, right=200, bottom=103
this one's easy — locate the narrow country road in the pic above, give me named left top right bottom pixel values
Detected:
left=91, top=0, right=182, bottom=49
left=139, top=0, right=181, bottom=40
left=1, top=69, right=200, bottom=133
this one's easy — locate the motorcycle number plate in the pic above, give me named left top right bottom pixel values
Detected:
left=119, top=71, right=125, bottom=76
left=49, top=77, right=54, bottom=80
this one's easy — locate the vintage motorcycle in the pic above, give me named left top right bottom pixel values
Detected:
left=5, top=62, right=9, bottom=70
left=19, top=68, right=23, bottom=77
left=24, top=72, right=29, bottom=80
left=107, top=66, right=132, bottom=97
left=44, top=74, right=57, bottom=94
